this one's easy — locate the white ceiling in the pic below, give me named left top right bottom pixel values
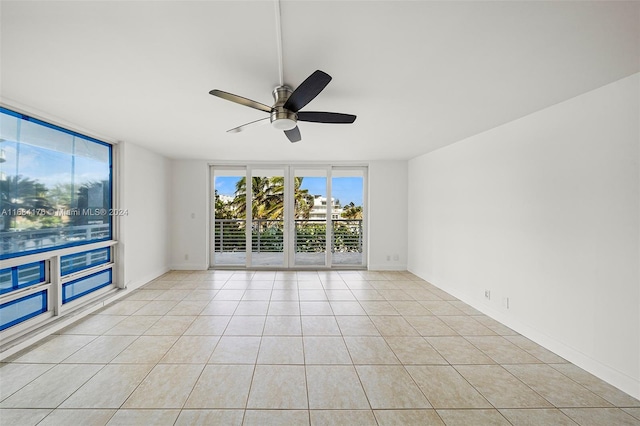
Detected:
left=1, top=1, right=638, bottom=161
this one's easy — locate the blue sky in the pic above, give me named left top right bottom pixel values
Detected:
left=215, top=176, right=363, bottom=206
left=1, top=141, right=110, bottom=187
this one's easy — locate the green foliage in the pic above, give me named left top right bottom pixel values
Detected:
left=214, top=190, right=236, bottom=220
left=295, top=223, right=327, bottom=252
left=253, top=223, right=284, bottom=252
left=333, top=221, right=363, bottom=253
left=47, top=183, right=73, bottom=209
left=0, top=175, right=54, bottom=230
left=341, top=201, right=363, bottom=219
left=230, top=176, right=314, bottom=220
left=0, top=175, right=109, bottom=231
left=214, top=176, right=364, bottom=254
left=39, top=215, right=63, bottom=228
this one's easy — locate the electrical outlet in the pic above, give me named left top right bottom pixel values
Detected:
left=393, top=254, right=399, bottom=261
left=484, top=290, right=491, bottom=300
left=386, top=255, right=391, bottom=261
left=503, top=297, right=510, bottom=309
left=185, top=254, right=189, bottom=261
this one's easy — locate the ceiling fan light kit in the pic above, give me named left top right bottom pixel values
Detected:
left=270, top=86, right=297, bottom=131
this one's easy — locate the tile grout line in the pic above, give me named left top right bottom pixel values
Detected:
left=3, top=269, right=639, bottom=425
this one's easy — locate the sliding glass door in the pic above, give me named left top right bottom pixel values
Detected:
left=292, top=167, right=329, bottom=267
left=211, top=165, right=366, bottom=269
left=212, top=168, right=246, bottom=267
left=331, top=168, right=365, bottom=266
left=249, top=167, right=286, bottom=268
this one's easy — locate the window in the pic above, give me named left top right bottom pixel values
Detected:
left=0, top=108, right=116, bottom=342
left=0, top=261, right=46, bottom=295
left=0, top=107, right=112, bottom=259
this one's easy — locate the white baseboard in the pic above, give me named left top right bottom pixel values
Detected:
left=170, top=263, right=209, bottom=271
left=368, top=263, right=407, bottom=271
left=409, top=268, right=640, bottom=401
left=125, top=266, right=170, bottom=290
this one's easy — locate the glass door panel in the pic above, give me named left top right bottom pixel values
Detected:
left=249, top=167, right=286, bottom=268
left=212, top=168, right=247, bottom=266
left=211, top=165, right=367, bottom=269
left=331, top=168, right=365, bottom=267
left=293, top=168, right=328, bottom=267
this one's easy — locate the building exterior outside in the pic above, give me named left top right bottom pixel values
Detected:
left=309, top=195, right=342, bottom=220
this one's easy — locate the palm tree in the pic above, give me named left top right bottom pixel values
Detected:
left=231, top=176, right=276, bottom=220
left=265, top=176, right=315, bottom=220
left=341, top=201, right=363, bottom=220
left=231, top=176, right=314, bottom=220
left=0, top=175, right=53, bottom=231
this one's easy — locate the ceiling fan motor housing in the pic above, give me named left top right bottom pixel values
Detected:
left=271, top=86, right=297, bottom=130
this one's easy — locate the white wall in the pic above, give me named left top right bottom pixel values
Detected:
left=169, top=160, right=408, bottom=270
left=408, top=73, right=640, bottom=398
left=170, top=160, right=210, bottom=270
left=368, top=161, right=408, bottom=270
left=118, top=141, right=172, bottom=288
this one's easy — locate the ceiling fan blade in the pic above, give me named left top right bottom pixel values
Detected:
left=284, top=126, right=301, bottom=143
left=297, top=111, right=356, bottom=124
left=227, top=117, right=270, bottom=133
left=283, top=70, right=332, bottom=112
left=209, top=89, right=272, bottom=113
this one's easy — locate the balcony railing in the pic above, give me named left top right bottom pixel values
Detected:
left=214, top=219, right=248, bottom=253
left=0, top=224, right=111, bottom=257
left=213, top=219, right=363, bottom=254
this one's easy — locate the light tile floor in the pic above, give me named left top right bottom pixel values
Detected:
left=1, top=270, right=639, bottom=425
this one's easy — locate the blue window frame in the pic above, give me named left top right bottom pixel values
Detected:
left=0, top=290, right=48, bottom=331
left=0, top=261, right=46, bottom=295
left=62, top=269, right=112, bottom=304
left=0, top=107, right=113, bottom=260
left=61, top=247, right=111, bottom=276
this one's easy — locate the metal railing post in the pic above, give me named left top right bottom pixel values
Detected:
left=220, top=220, right=224, bottom=252
left=257, top=219, right=261, bottom=253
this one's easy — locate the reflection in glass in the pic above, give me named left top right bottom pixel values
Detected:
left=0, top=108, right=112, bottom=259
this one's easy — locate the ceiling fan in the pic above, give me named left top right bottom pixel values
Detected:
left=209, top=70, right=356, bottom=143
left=208, top=1, right=356, bottom=143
